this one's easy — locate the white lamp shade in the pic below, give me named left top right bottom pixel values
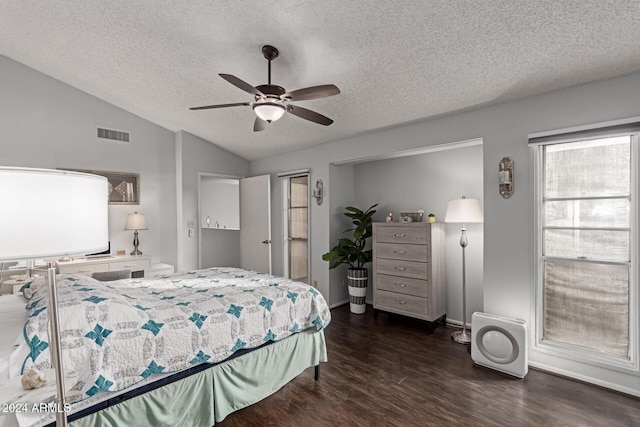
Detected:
left=444, top=198, right=483, bottom=223
left=253, top=103, right=286, bottom=122
left=125, top=212, right=147, bottom=230
left=0, top=167, right=109, bottom=261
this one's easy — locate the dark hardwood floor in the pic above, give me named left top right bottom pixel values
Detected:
left=219, top=304, right=640, bottom=427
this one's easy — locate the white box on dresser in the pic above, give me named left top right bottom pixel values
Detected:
left=57, top=255, right=151, bottom=277
left=372, top=222, right=446, bottom=333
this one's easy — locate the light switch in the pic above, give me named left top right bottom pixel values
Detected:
left=187, top=220, right=195, bottom=228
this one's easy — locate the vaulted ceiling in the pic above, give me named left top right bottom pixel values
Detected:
left=1, top=1, right=640, bottom=161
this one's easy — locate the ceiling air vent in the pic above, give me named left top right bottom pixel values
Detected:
left=97, top=127, right=130, bottom=144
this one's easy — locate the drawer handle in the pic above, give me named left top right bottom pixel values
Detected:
left=394, top=267, right=406, bottom=271
left=393, top=299, right=407, bottom=305
left=122, top=264, right=137, bottom=268
left=393, top=250, right=406, bottom=254
left=394, top=283, right=407, bottom=288
left=393, top=233, right=406, bottom=237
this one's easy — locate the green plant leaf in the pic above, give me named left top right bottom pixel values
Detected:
left=322, top=203, right=378, bottom=270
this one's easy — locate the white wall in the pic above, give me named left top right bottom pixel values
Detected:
left=176, top=131, right=249, bottom=272
left=0, top=55, right=177, bottom=267
left=251, top=71, right=640, bottom=396
left=352, top=144, right=484, bottom=323
left=200, top=178, right=239, bottom=229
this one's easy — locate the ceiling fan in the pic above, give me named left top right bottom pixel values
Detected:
left=190, top=45, right=340, bottom=132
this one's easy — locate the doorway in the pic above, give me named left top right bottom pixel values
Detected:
left=282, top=173, right=310, bottom=283
left=198, top=173, right=272, bottom=273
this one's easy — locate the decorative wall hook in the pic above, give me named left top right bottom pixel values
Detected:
left=499, top=157, right=514, bottom=198
left=312, top=179, right=323, bottom=205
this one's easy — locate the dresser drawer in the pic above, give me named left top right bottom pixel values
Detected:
left=110, top=258, right=150, bottom=272
left=375, top=226, right=427, bottom=245
left=376, top=258, right=428, bottom=280
left=376, top=289, right=428, bottom=317
left=376, top=242, right=427, bottom=262
left=59, top=262, right=109, bottom=275
left=376, top=274, right=428, bottom=298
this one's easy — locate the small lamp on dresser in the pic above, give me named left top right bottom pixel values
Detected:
left=445, top=196, right=483, bottom=344
left=125, top=212, right=148, bottom=255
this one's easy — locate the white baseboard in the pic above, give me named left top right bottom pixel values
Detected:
left=528, top=361, right=640, bottom=398
left=445, top=318, right=471, bottom=329
left=329, top=300, right=348, bottom=309
left=329, top=299, right=373, bottom=309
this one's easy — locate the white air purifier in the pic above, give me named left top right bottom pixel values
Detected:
left=471, top=312, right=528, bottom=378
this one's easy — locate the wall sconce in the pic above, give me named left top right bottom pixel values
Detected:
left=312, top=179, right=323, bottom=205
left=499, top=157, right=514, bottom=199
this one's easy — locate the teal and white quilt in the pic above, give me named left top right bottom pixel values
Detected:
left=20, top=267, right=331, bottom=404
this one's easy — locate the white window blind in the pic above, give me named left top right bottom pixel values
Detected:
left=536, top=133, right=635, bottom=363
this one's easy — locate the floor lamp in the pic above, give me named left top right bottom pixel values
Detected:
left=0, top=167, right=108, bottom=426
left=445, top=196, right=483, bottom=345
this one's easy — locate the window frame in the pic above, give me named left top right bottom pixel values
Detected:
left=532, top=131, right=639, bottom=374
left=280, top=172, right=311, bottom=284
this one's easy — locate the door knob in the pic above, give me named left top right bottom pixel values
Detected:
left=262, top=239, right=272, bottom=244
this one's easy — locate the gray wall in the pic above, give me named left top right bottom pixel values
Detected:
left=176, top=130, right=249, bottom=271
left=0, top=55, right=177, bottom=267
left=326, top=163, right=356, bottom=305
left=251, top=71, right=640, bottom=396
left=201, top=229, right=240, bottom=269
left=352, top=144, right=484, bottom=322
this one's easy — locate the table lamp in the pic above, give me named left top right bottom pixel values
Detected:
left=124, top=212, right=147, bottom=255
left=0, top=167, right=108, bottom=426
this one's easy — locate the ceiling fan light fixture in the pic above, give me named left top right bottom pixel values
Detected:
left=253, top=102, right=285, bottom=123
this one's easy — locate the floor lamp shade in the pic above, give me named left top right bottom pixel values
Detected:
left=444, top=197, right=483, bottom=224
left=0, top=167, right=109, bottom=261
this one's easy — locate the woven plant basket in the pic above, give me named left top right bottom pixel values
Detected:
left=347, top=268, right=368, bottom=314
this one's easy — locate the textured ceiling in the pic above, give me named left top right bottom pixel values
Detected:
left=1, top=1, right=640, bottom=161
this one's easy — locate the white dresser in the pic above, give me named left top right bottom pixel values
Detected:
left=57, top=255, right=151, bottom=278
left=372, top=222, right=446, bottom=333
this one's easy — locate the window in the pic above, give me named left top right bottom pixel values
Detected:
left=281, top=173, right=309, bottom=284
left=534, top=130, right=637, bottom=369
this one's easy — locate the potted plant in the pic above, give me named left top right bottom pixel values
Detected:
left=322, top=204, right=378, bottom=314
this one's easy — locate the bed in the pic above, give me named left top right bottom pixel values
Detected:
left=0, top=267, right=331, bottom=427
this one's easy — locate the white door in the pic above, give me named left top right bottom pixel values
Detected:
left=240, top=175, right=271, bottom=273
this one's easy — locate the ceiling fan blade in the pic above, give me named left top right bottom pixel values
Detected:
left=287, top=105, right=334, bottom=126
left=219, top=73, right=264, bottom=97
left=190, top=102, right=251, bottom=110
left=283, top=84, right=340, bottom=101
left=254, top=117, right=267, bottom=132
